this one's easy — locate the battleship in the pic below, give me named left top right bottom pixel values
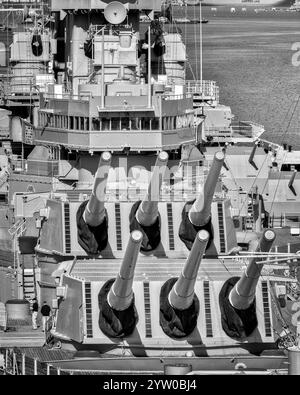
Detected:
left=0, top=0, right=300, bottom=376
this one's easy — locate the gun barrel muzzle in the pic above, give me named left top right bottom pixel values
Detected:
left=229, top=229, right=276, bottom=310
left=136, top=151, right=169, bottom=227
left=189, top=151, right=225, bottom=227
left=168, top=230, right=210, bottom=311
left=107, top=231, right=143, bottom=311
left=83, top=152, right=112, bottom=227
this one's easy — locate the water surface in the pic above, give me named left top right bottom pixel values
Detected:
left=177, top=7, right=300, bottom=146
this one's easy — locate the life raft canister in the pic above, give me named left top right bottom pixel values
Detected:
left=31, top=34, right=43, bottom=57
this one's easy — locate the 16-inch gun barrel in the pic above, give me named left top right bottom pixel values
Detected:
left=229, top=229, right=276, bottom=311
left=169, top=230, right=210, bottom=311
left=189, top=151, right=225, bottom=227
left=83, top=152, right=112, bottom=227
left=136, top=151, right=169, bottom=227
left=107, top=231, right=143, bottom=311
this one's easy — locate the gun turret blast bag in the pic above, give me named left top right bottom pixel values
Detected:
left=179, top=151, right=225, bottom=251
left=160, top=230, right=209, bottom=339
left=130, top=151, right=169, bottom=252
left=99, top=231, right=143, bottom=338
left=77, top=152, right=111, bottom=255
left=219, top=230, right=276, bottom=339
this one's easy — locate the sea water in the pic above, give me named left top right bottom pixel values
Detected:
left=177, top=7, right=300, bottom=146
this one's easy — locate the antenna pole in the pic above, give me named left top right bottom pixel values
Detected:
left=200, top=0, right=203, bottom=95
left=101, top=27, right=105, bottom=109
left=148, top=26, right=152, bottom=109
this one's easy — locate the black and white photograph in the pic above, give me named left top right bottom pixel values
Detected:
left=0, top=0, right=300, bottom=380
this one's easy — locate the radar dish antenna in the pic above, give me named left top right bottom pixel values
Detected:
left=104, top=1, right=127, bottom=25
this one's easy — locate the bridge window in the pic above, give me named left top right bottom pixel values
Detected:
left=121, top=118, right=130, bottom=130
left=151, top=118, right=159, bottom=130
left=79, top=117, right=85, bottom=130
left=69, top=116, right=74, bottom=130
left=111, top=118, right=121, bottom=130
left=130, top=117, right=140, bottom=130
left=88, top=117, right=162, bottom=132
left=92, top=118, right=100, bottom=131
left=102, top=118, right=111, bottom=131
left=63, top=116, right=68, bottom=129
left=141, top=118, right=150, bottom=130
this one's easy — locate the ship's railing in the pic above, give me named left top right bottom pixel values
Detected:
left=0, top=74, right=41, bottom=99
left=88, top=24, right=133, bottom=37
left=204, top=127, right=232, bottom=136
left=67, top=187, right=204, bottom=203
left=43, top=93, right=91, bottom=102
left=162, top=93, right=193, bottom=101
left=43, top=91, right=192, bottom=105
left=97, top=103, right=151, bottom=111
left=0, top=348, right=68, bottom=376
left=231, top=120, right=264, bottom=138
left=10, top=157, right=60, bottom=177
left=106, top=190, right=201, bottom=202
left=186, top=80, right=220, bottom=102
left=269, top=212, right=300, bottom=229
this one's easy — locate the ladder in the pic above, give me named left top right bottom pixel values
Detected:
left=8, top=219, right=27, bottom=292
left=22, top=265, right=37, bottom=301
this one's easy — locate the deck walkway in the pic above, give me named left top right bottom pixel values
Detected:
left=0, top=325, right=45, bottom=347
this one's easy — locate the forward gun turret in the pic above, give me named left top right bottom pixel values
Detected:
left=160, top=230, right=210, bottom=338
left=219, top=229, right=276, bottom=339
left=179, top=151, right=225, bottom=251
left=99, top=231, right=143, bottom=338
left=77, top=152, right=111, bottom=255
left=130, top=151, right=169, bottom=252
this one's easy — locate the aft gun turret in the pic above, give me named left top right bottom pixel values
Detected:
left=219, top=230, right=276, bottom=339
left=160, top=230, right=210, bottom=338
left=179, top=151, right=225, bottom=251
left=130, top=151, right=169, bottom=252
left=77, top=152, right=111, bottom=255
left=99, top=231, right=143, bottom=338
